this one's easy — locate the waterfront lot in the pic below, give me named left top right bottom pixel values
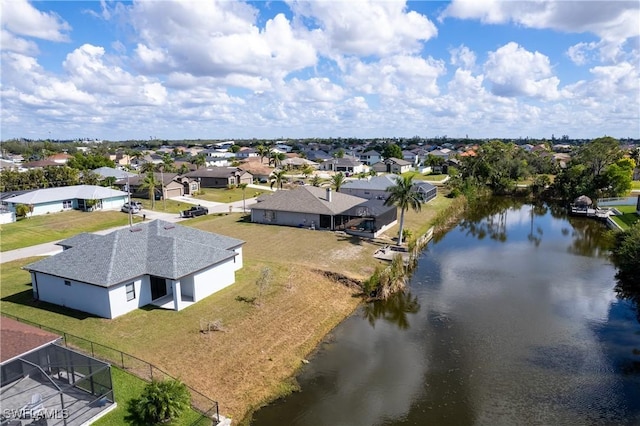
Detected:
left=0, top=196, right=452, bottom=422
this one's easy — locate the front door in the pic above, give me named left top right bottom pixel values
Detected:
left=150, top=276, right=167, bottom=300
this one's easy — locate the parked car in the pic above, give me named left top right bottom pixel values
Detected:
left=181, top=205, right=209, bottom=218
left=121, top=203, right=140, bottom=214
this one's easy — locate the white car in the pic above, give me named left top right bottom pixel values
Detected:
left=121, top=203, right=140, bottom=214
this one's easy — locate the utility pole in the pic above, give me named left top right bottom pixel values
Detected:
left=127, top=174, right=132, bottom=227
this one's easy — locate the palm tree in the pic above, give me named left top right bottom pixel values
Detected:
left=139, top=171, right=159, bottom=209
left=256, top=144, right=268, bottom=164
left=140, top=162, right=156, bottom=173
left=131, top=379, right=191, bottom=424
left=310, top=175, right=322, bottom=187
left=238, top=182, right=248, bottom=213
left=191, top=154, right=206, bottom=170
left=301, top=166, right=314, bottom=179
left=270, top=169, right=287, bottom=190
left=384, top=175, right=425, bottom=245
left=330, top=172, right=346, bottom=191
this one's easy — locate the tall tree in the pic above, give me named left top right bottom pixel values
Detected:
left=330, top=172, right=346, bottom=191
left=256, top=145, right=269, bottom=164
left=384, top=175, right=425, bottom=245
left=575, top=136, right=623, bottom=176
left=139, top=172, right=159, bottom=209
left=382, top=143, right=403, bottom=160
left=238, top=182, right=248, bottom=213
left=270, top=169, right=287, bottom=190
left=191, top=154, right=206, bottom=170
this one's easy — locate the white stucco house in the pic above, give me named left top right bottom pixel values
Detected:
left=3, top=185, right=128, bottom=218
left=24, top=220, right=245, bottom=319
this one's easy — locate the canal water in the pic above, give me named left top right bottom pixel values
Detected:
left=251, top=200, right=640, bottom=425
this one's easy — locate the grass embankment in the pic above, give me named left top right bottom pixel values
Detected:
left=0, top=195, right=454, bottom=422
left=610, top=205, right=640, bottom=230
left=401, top=171, right=448, bottom=182
left=192, top=188, right=268, bottom=203
left=0, top=211, right=142, bottom=252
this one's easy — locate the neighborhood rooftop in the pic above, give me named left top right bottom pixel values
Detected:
left=254, top=186, right=366, bottom=216
left=25, top=220, right=245, bottom=287
left=6, top=185, right=128, bottom=205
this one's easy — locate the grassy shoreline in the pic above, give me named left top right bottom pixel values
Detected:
left=0, top=195, right=456, bottom=424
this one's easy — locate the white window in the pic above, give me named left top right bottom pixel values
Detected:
left=126, top=282, right=136, bottom=301
left=62, top=200, right=72, bottom=209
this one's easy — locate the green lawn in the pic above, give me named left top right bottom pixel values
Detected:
left=191, top=188, right=267, bottom=203
left=0, top=211, right=143, bottom=252
left=401, top=171, right=448, bottom=181
left=632, top=180, right=640, bottom=190
left=132, top=197, right=186, bottom=215
left=93, top=367, right=205, bottom=426
left=611, top=205, right=639, bottom=230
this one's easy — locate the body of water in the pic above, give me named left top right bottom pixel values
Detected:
left=251, top=200, right=640, bottom=425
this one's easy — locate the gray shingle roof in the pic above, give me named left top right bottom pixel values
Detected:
left=252, top=187, right=366, bottom=215
left=92, top=167, right=136, bottom=179
left=26, top=220, right=245, bottom=287
left=5, top=185, right=128, bottom=205
left=184, top=168, right=248, bottom=178
left=341, top=175, right=400, bottom=191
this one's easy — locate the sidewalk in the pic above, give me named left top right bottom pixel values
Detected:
left=1, top=200, right=258, bottom=263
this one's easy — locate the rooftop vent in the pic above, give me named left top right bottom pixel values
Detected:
left=164, top=225, right=176, bottom=230
left=130, top=227, right=142, bottom=232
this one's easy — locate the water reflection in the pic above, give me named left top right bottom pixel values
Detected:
left=251, top=201, right=640, bottom=426
left=362, top=291, right=420, bottom=330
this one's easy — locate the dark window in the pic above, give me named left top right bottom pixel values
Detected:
left=126, top=282, right=136, bottom=301
left=62, top=200, right=72, bottom=209
left=64, top=280, right=71, bottom=286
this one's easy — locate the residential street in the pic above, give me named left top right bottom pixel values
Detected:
left=0, top=196, right=261, bottom=264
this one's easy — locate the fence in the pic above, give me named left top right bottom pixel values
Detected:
left=2, top=313, right=220, bottom=425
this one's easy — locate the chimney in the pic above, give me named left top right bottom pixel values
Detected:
left=326, top=187, right=332, bottom=202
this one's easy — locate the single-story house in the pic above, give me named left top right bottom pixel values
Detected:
left=185, top=167, right=253, bottom=188
left=25, top=220, right=245, bottom=319
left=21, top=159, right=63, bottom=169
left=281, top=157, right=319, bottom=169
left=251, top=186, right=397, bottom=237
left=92, top=166, right=136, bottom=180
left=3, top=185, right=128, bottom=217
left=340, top=174, right=437, bottom=203
left=318, top=157, right=366, bottom=175
left=238, top=160, right=274, bottom=182
left=114, top=173, right=199, bottom=198
left=371, top=158, right=413, bottom=174
left=1, top=317, right=115, bottom=424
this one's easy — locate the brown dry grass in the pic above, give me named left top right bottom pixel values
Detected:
left=0, top=195, right=454, bottom=423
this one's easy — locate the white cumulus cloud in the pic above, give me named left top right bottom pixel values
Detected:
left=484, top=42, right=561, bottom=100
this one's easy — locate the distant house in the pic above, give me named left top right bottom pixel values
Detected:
left=341, top=174, right=437, bottom=203
left=46, top=153, right=73, bottom=164
left=92, top=166, right=136, bottom=180
left=1, top=318, right=116, bottom=424
left=115, top=172, right=199, bottom=198
left=185, top=167, right=252, bottom=188
left=281, top=157, right=319, bottom=169
left=25, top=220, right=245, bottom=319
left=21, top=159, right=62, bottom=169
left=318, top=157, right=366, bottom=175
left=371, top=158, right=413, bottom=174
left=359, top=150, right=382, bottom=166
left=236, top=147, right=259, bottom=159
left=251, top=186, right=397, bottom=237
left=3, top=185, right=128, bottom=218
left=238, top=160, right=274, bottom=182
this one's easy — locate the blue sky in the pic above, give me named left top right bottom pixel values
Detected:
left=1, top=0, right=638, bottom=141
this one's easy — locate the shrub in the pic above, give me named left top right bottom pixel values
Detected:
left=128, top=379, right=191, bottom=424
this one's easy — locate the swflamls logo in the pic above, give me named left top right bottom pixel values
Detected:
left=2, top=408, right=69, bottom=420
